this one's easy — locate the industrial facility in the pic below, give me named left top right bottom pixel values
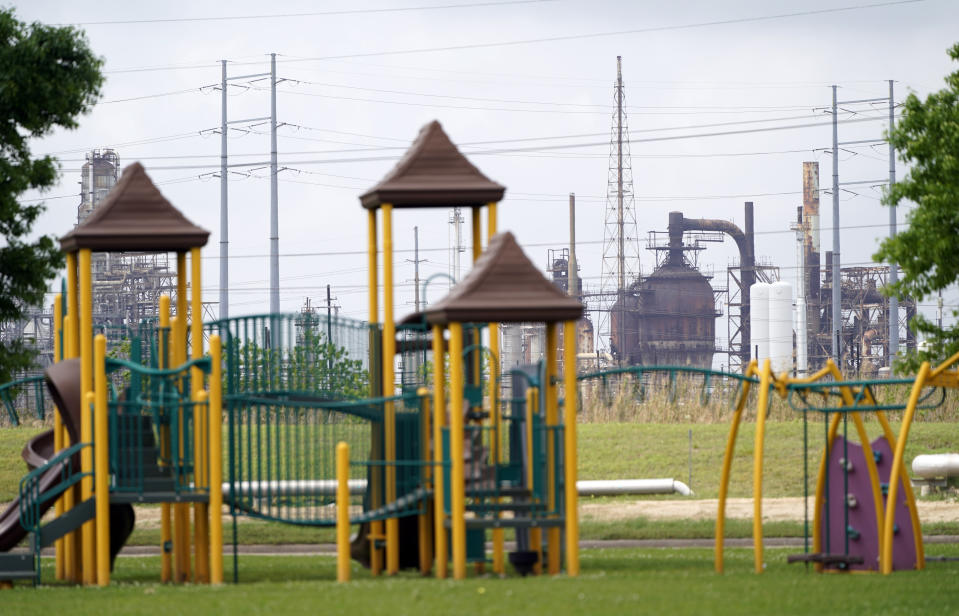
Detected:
left=0, top=150, right=178, bottom=378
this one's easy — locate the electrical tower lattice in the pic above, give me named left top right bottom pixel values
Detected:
left=598, top=56, right=641, bottom=358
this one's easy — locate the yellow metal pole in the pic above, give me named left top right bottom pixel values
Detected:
left=752, top=359, right=771, bottom=574
left=79, top=248, right=95, bottom=585
left=715, top=360, right=756, bottom=573
left=336, top=441, right=351, bottom=583
left=562, top=320, right=579, bottom=576
left=431, top=325, right=448, bottom=578
left=381, top=203, right=399, bottom=575
left=366, top=208, right=384, bottom=577
left=417, top=388, right=433, bottom=575
left=875, top=410, right=925, bottom=569
left=526, top=387, right=541, bottom=575
left=449, top=322, right=466, bottom=579
left=175, top=252, right=190, bottom=582
left=544, top=322, right=560, bottom=574
left=881, top=361, right=931, bottom=574
left=62, top=313, right=78, bottom=582
left=484, top=203, right=505, bottom=574
left=52, top=293, right=65, bottom=580
left=158, top=295, right=173, bottom=583
left=81, top=392, right=95, bottom=585
left=190, top=247, right=209, bottom=583
left=94, top=335, right=110, bottom=586
left=66, top=252, right=79, bottom=358
left=208, top=335, right=224, bottom=584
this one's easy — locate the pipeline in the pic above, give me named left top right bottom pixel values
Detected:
left=668, top=204, right=755, bottom=368
left=223, top=478, right=693, bottom=498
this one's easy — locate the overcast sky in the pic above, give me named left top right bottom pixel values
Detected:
left=13, top=0, right=959, bottom=357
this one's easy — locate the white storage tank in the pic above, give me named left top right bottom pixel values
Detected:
left=769, top=280, right=793, bottom=374
left=749, top=283, right=771, bottom=364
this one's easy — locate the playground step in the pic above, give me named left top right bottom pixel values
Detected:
left=0, top=553, right=36, bottom=581
left=36, top=498, right=95, bottom=550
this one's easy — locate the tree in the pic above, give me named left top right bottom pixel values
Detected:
left=0, top=9, right=103, bottom=383
left=874, top=43, right=959, bottom=371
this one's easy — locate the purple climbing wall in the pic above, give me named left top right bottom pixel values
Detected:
left=819, top=435, right=916, bottom=571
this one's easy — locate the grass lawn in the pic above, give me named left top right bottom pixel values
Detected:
left=5, top=421, right=958, bottom=502
left=3, top=546, right=959, bottom=614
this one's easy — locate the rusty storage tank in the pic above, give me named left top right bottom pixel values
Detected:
left=611, top=212, right=717, bottom=367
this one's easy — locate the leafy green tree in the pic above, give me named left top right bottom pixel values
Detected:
left=875, top=43, right=959, bottom=371
left=0, top=9, right=103, bottom=383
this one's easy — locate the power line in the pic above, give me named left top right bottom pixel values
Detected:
left=270, top=78, right=818, bottom=113
left=62, top=0, right=556, bottom=26
left=101, top=1, right=925, bottom=74
left=51, top=112, right=898, bottom=173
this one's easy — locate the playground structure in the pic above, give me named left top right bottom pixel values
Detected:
left=0, top=119, right=952, bottom=587
left=0, top=121, right=584, bottom=586
left=712, top=355, right=959, bottom=575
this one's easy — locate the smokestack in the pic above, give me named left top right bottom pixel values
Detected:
left=742, top=201, right=755, bottom=368
left=569, top=193, right=578, bottom=298
left=802, top=162, right=821, bottom=366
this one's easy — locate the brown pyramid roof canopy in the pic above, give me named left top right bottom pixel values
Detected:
left=359, top=120, right=505, bottom=210
left=422, top=232, right=583, bottom=325
left=60, top=162, right=209, bottom=252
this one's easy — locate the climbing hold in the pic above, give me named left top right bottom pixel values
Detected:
left=893, top=523, right=900, bottom=535
left=846, top=494, right=858, bottom=509
left=873, top=450, right=883, bottom=464
left=846, top=526, right=861, bottom=541
left=881, top=482, right=889, bottom=496
left=838, top=457, right=854, bottom=472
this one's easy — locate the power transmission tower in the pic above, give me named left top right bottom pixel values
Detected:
left=217, top=54, right=283, bottom=320
left=598, top=56, right=640, bottom=359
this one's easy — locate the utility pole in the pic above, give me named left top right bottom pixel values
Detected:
left=269, top=52, right=280, bottom=316
left=326, top=284, right=334, bottom=373
left=831, top=85, right=840, bottom=363
left=219, top=57, right=274, bottom=319
left=413, top=227, right=421, bottom=312
left=888, top=79, right=899, bottom=366
left=220, top=60, right=229, bottom=320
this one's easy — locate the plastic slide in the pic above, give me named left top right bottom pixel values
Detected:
left=0, top=360, right=134, bottom=566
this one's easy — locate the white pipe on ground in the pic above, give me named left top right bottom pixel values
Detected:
left=912, top=454, right=959, bottom=479
left=222, top=478, right=694, bottom=498
left=576, top=479, right=693, bottom=496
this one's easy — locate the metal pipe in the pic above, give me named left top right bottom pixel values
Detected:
left=912, top=454, right=959, bottom=479
left=222, top=478, right=694, bottom=498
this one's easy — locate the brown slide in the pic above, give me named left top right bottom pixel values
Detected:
left=0, top=360, right=134, bottom=566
